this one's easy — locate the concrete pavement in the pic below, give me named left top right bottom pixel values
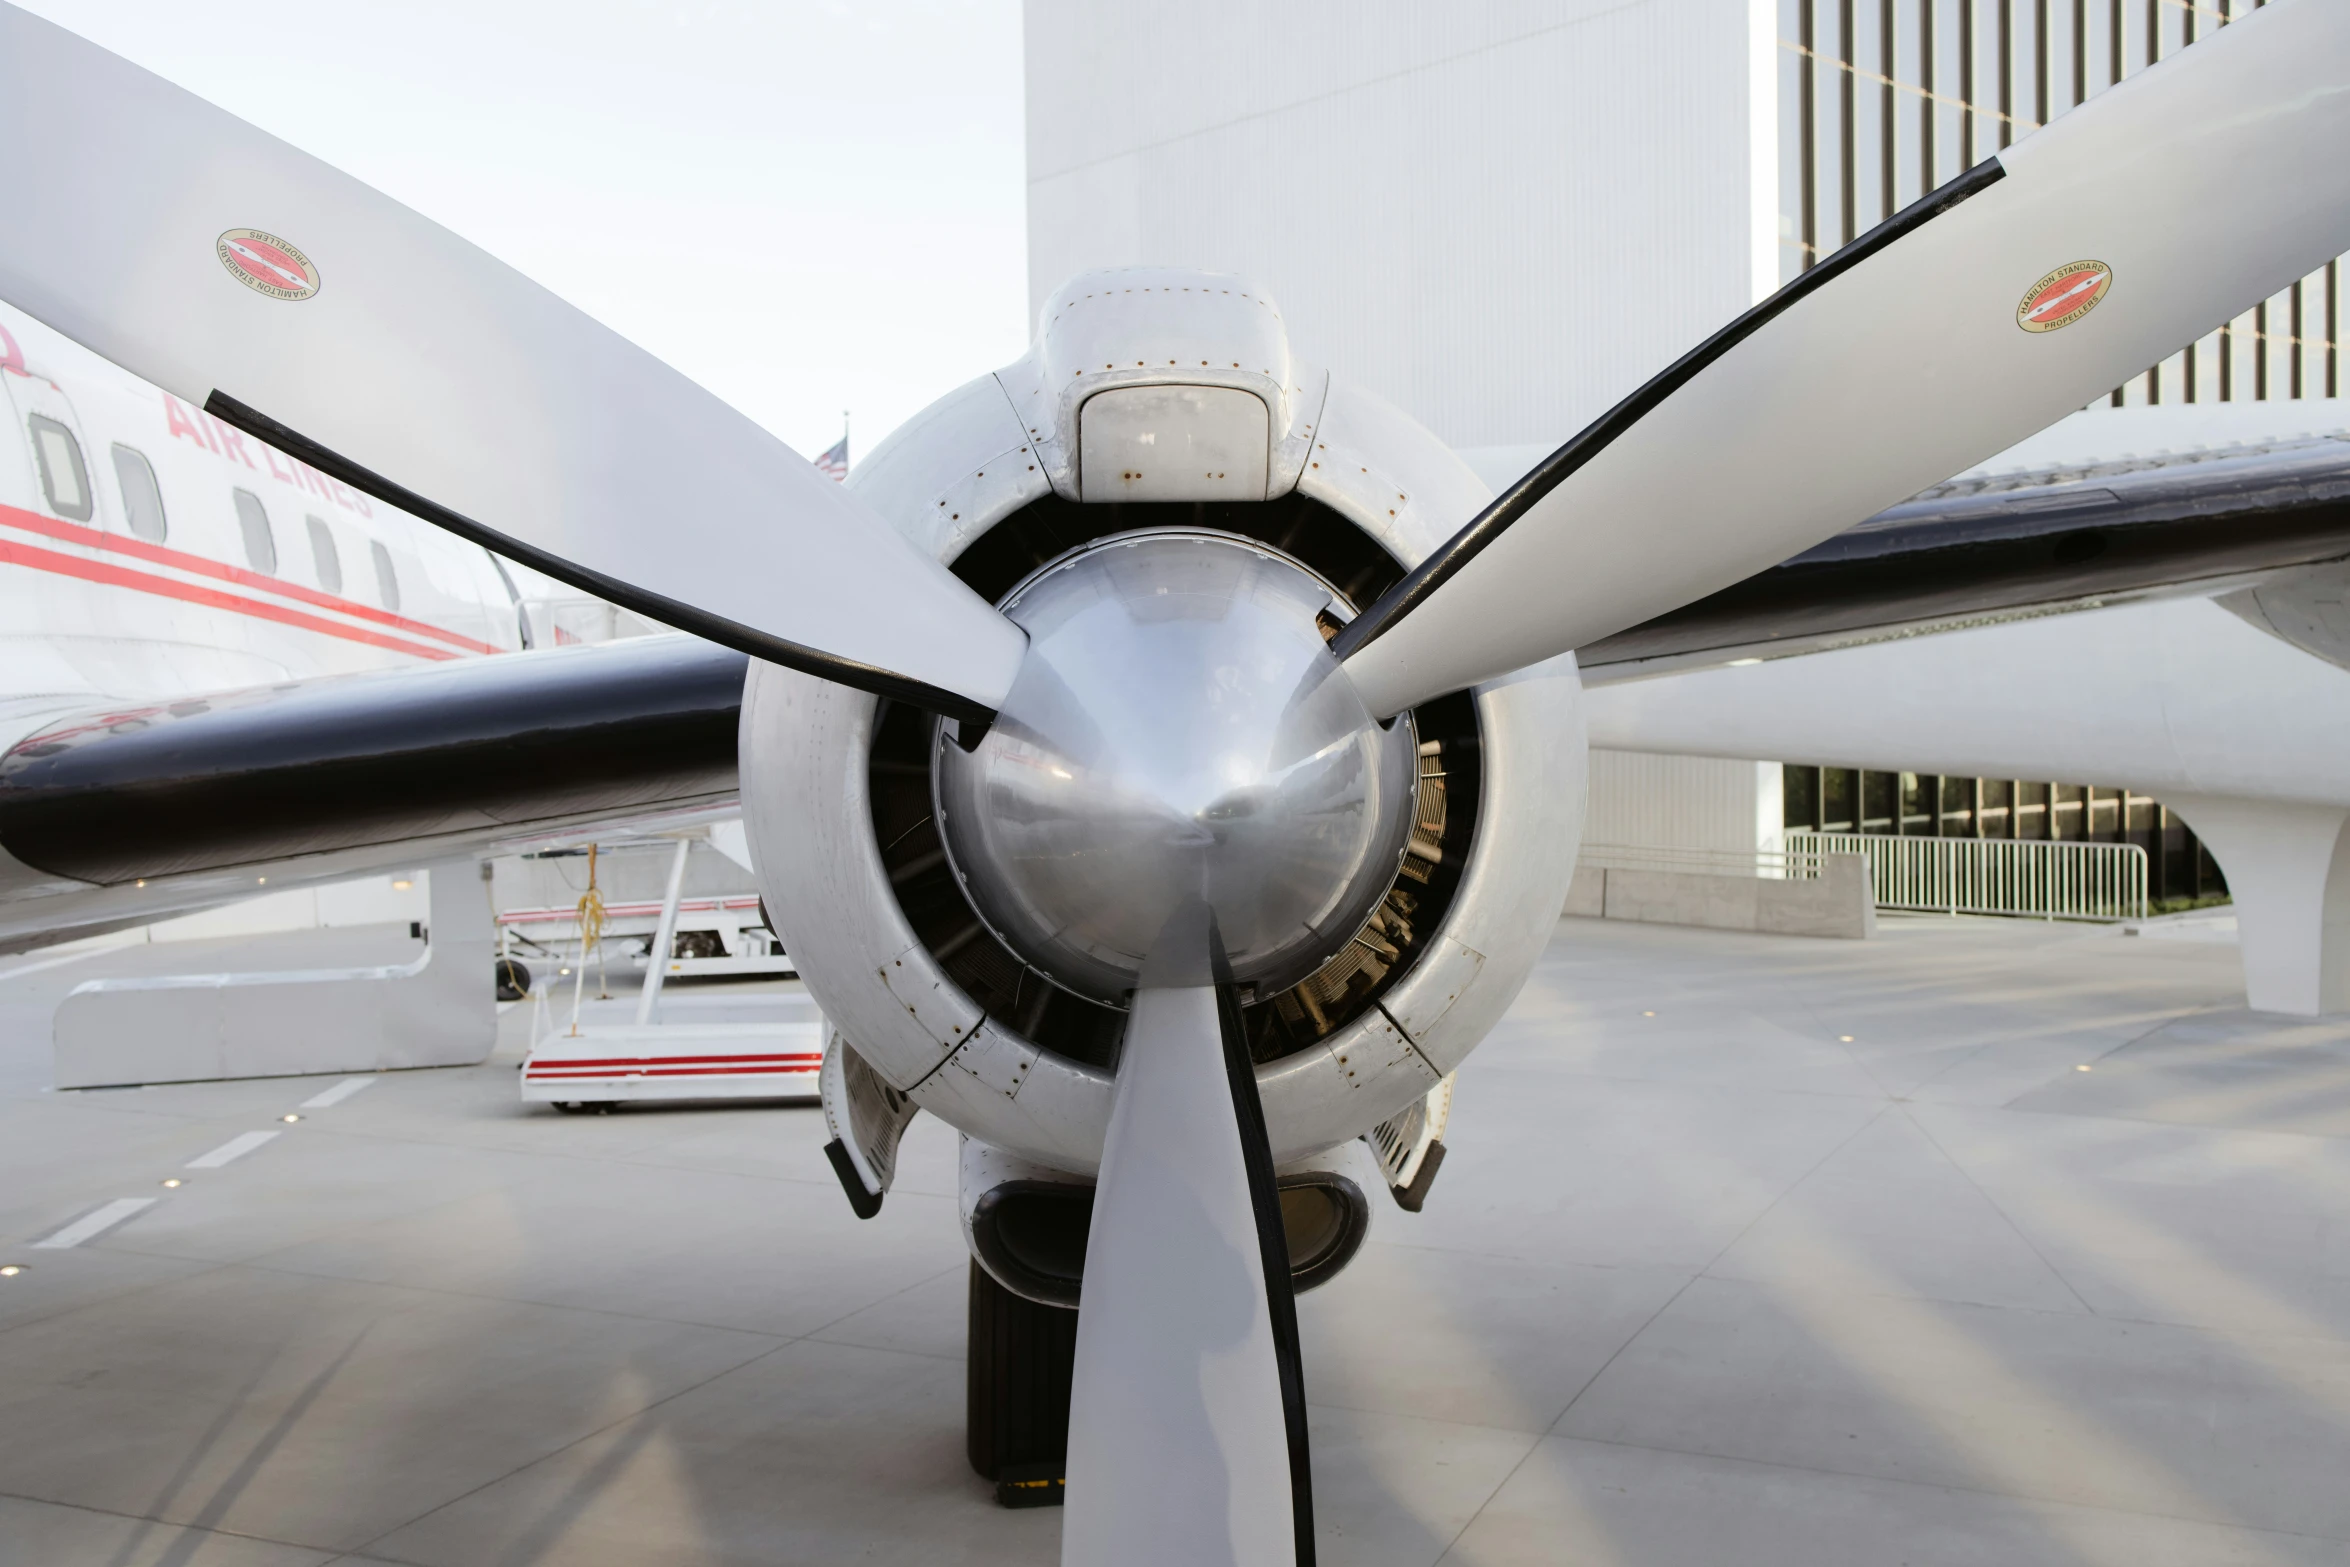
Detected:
left=0, top=912, right=2343, bottom=1565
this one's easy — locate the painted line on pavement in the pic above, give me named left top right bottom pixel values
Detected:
left=187, top=1130, right=281, bottom=1169
left=300, top=1076, right=377, bottom=1109
left=0, top=946, right=118, bottom=986
left=33, top=1197, right=156, bottom=1249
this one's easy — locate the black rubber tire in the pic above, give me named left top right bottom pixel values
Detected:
left=495, top=957, right=532, bottom=1001
left=967, top=1260, right=1078, bottom=1497
left=551, top=1101, right=585, bottom=1115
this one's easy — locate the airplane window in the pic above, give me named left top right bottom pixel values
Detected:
left=232, top=488, right=276, bottom=574
left=27, top=415, right=91, bottom=521
left=306, top=515, right=342, bottom=594
left=370, top=539, right=400, bottom=612
left=110, top=445, right=167, bottom=542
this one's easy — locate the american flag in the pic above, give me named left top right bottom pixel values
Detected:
left=813, top=433, right=849, bottom=481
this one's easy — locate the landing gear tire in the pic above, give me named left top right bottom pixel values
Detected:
left=967, top=1260, right=1076, bottom=1508
left=495, top=957, right=532, bottom=1001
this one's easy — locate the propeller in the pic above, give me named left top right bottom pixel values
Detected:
left=13, top=4, right=2350, bottom=1565
left=929, top=533, right=1387, bottom=1567
left=1060, top=978, right=1312, bottom=1567
left=0, top=4, right=1025, bottom=723
left=1333, top=0, right=2350, bottom=719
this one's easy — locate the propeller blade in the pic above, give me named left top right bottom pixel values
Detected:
left=0, top=5, right=1024, bottom=722
left=1061, top=983, right=1313, bottom=1567
left=1333, top=0, right=2350, bottom=718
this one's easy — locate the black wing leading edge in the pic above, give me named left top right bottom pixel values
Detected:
left=0, top=634, right=747, bottom=887
left=1578, top=436, right=2350, bottom=681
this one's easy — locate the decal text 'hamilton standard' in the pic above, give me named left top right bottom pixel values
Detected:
left=2016, top=260, right=2111, bottom=332
left=215, top=228, right=318, bottom=301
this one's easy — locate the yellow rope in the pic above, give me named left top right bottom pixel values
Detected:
left=575, top=843, right=607, bottom=967
left=565, top=844, right=610, bottom=1035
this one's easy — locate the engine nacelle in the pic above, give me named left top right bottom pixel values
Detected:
left=743, top=268, right=1586, bottom=1215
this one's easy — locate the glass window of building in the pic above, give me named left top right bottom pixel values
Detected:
left=1783, top=762, right=2228, bottom=910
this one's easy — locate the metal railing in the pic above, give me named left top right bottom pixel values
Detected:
left=1784, top=831, right=2148, bottom=923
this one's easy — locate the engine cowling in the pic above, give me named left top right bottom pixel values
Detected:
left=742, top=268, right=1586, bottom=1238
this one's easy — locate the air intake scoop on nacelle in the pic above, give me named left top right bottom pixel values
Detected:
left=996, top=267, right=1324, bottom=504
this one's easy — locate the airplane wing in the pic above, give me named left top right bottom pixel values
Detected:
left=0, top=634, right=746, bottom=951
left=1577, top=434, right=2350, bottom=683
left=9, top=429, right=2343, bottom=948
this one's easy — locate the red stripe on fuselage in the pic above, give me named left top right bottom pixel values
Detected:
left=525, top=1065, right=822, bottom=1079
left=0, top=502, right=504, bottom=654
left=0, top=536, right=460, bottom=661
left=528, top=1061, right=822, bottom=1071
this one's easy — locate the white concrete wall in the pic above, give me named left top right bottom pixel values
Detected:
left=1023, top=0, right=1776, bottom=447
left=89, top=829, right=767, bottom=957
left=1583, top=749, right=1782, bottom=856
left=1025, top=2, right=1784, bottom=869
left=134, top=873, right=431, bottom=944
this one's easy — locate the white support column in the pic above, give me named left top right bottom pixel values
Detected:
left=1753, top=759, right=1785, bottom=872
left=636, top=837, right=694, bottom=1026
left=2165, top=794, right=2350, bottom=1017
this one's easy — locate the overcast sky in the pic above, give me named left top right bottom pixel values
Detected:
left=21, top=0, right=1030, bottom=461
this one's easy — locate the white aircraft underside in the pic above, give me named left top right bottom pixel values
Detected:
left=1, top=4, right=2349, bottom=1564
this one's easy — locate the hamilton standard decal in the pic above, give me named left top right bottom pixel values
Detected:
left=2017, top=261, right=2111, bottom=333
left=216, top=229, right=320, bottom=301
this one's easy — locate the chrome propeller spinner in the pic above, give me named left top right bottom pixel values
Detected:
left=933, top=530, right=1418, bottom=1003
